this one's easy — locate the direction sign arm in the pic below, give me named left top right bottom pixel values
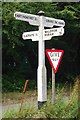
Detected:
left=44, top=17, right=65, bottom=27
left=14, top=11, right=39, bottom=26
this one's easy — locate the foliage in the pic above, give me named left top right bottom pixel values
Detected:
left=3, top=102, right=37, bottom=118
left=2, top=72, right=25, bottom=92
left=2, top=71, right=36, bottom=92
left=2, top=2, right=80, bottom=83
left=3, top=79, right=79, bottom=119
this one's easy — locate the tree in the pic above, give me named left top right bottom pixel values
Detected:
left=2, top=2, right=80, bottom=82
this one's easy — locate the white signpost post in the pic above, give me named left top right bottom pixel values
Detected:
left=14, top=11, right=65, bottom=108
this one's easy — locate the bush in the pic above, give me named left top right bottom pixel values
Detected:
left=2, top=72, right=25, bottom=92
left=2, top=71, right=36, bottom=92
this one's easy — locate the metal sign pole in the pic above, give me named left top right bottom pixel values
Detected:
left=52, top=48, right=55, bottom=104
left=37, top=11, right=47, bottom=109
left=52, top=68, right=55, bottom=104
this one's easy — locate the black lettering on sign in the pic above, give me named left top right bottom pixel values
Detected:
left=16, top=13, right=36, bottom=20
left=59, top=32, right=62, bottom=35
left=24, top=35, right=26, bottom=38
left=45, top=34, right=47, bottom=36
left=45, top=29, right=57, bottom=34
left=36, top=33, right=38, bottom=36
left=58, top=22, right=64, bottom=25
left=50, top=52, right=59, bottom=57
left=55, top=21, right=58, bottom=24
left=50, top=53, right=55, bottom=57
left=50, top=29, right=57, bottom=32
left=46, top=19, right=54, bottom=23
left=52, top=33, right=54, bottom=35
left=52, top=58, right=54, bottom=61
left=24, top=33, right=34, bottom=38
left=45, top=31, right=47, bottom=33
left=35, top=17, right=37, bottom=20
left=58, top=53, right=59, bottom=57
left=55, top=53, right=57, bottom=57
left=52, top=58, right=58, bottom=61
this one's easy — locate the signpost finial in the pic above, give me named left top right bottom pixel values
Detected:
left=38, top=11, right=45, bottom=16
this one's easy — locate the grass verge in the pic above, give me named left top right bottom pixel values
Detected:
left=3, top=79, right=79, bottom=119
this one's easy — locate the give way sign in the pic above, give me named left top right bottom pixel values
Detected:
left=46, top=49, right=64, bottom=73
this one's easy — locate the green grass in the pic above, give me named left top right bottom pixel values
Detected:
left=3, top=102, right=37, bottom=118
left=3, top=80, right=79, bottom=119
left=40, top=81, right=78, bottom=118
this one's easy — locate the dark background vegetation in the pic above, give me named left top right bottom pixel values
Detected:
left=2, top=2, right=80, bottom=92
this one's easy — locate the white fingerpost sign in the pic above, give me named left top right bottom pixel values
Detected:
left=44, top=16, right=65, bottom=27
left=14, top=11, right=65, bottom=109
left=43, top=27, right=64, bottom=40
left=22, top=27, right=64, bottom=41
left=22, top=31, right=39, bottom=41
left=14, top=11, right=39, bottom=26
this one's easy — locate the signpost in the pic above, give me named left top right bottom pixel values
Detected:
left=14, top=11, right=65, bottom=108
left=37, top=13, right=47, bottom=108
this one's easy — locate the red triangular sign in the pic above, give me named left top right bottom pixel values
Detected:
left=46, top=49, right=64, bottom=73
